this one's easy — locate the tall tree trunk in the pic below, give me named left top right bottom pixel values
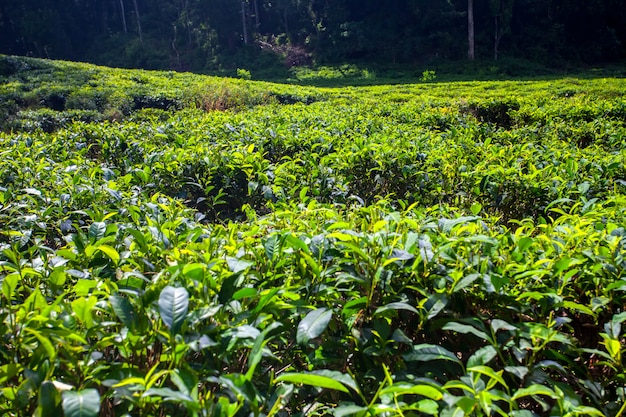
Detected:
left=119, top=0, right=128, bottom=33
left=132, top=0, right=142, bottom=43
left=468, top=0, right=475, bottom=60
left=100, top=0, right=108, bottom=35
left=494, top=14, right=499, bottom=60
left=283, top=7, right=289, bottom=40
left=241, top=0, right=249, bottom=44
left=493, top=0, right=507, bottom=61
left=253, top=0, right=260, bottom=29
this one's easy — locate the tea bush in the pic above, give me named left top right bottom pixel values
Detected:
left=1, top=55, right=625, bottom=417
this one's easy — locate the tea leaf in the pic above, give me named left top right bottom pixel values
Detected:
left=297, top=308, right=332, bottom=345
left=511, top=384, right=558, bottom=400
left=110, top=295, right=139, bottom=332
left=61, top=389, right=100, bottom=417
left=158, top=286, right=189, bottom=334
left=275, top=372, right=349, bottom=393
left=380, top=383, right=443, bottom=400
left=403, top=344, right=462, bottom=365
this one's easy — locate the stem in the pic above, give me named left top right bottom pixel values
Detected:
left=266, top=396, right=283, bottom=417
left=346, top=367, right=369, bottom=406
left=168, top=333, right=177, bottom=370
left=367, top=363, right=391, bottom=412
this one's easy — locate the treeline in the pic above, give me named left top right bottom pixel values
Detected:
left=1, top=0, right=625, bottom=72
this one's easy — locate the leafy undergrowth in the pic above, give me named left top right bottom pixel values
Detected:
left=1, top=56, right=626, bottom=417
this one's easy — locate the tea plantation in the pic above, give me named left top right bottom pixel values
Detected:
left=1, top=55, right=625, bottom=416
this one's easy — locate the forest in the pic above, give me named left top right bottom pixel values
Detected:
left=1, top=0, right=626, bottom=74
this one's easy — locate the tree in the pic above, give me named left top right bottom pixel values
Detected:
left=490, top=0, right=514, bottom=60
left=132, top=0, right=143, bottom=43
left=468, top=0, right=475, bottom=60
left=241, top=0, right=249, bottom=44
left=119, top=0, right=128, bottom=33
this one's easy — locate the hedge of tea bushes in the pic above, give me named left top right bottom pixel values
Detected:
left=1, top=56, right=625, bottom=416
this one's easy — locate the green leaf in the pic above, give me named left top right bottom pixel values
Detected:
left=490, top=319, right=517, bottom=333
left=95, top=245, right=120, bottom=264
left=246, top=334, right=265, bottom=379
left=374, top=302, right=419, bottom=317
left=425, top=294, right=448, bottom=319
left=170, top=368, right=198, bottom=397
left=2, top=273, right=19, bottom=301
left=516, top=237, right=533, bottom=253
left=48, top=268, right=67, bottom=287
left=37, top=381, right=62, bottom=417
left=228, top=325, right=261, bottom=340
left=467, top=345, right=497, bottom=368
left=182, top=263, right=206, bottom=281
left=342, top=297, right=367, bottom=317
left=275, top=372, right=349, bottom=393
left=504, top=366, right=529, bottom=380
left=23, top=328, right=56, bottom=360
left=311, top=370, right=360, bottom=393
left=23, top=187, right=42, bottom=196
left=568, top=405, right=605, bottom=416
left=389, top=248, right=415, bottom=262
left=284, top=233, right=311, bottom=254
left=264, top=234, right=280, bottom=261
left=438, top=216, right=480, bottom=233
left=510, top=411, right=537, bottom=417
left=0, top=364, right=20, bottom=385
left=143, top=387, right=194, bottom=403
left=127, top=228, right=148, bottom=251
left=71, top=296, right=98, bottom=329
left=561, top=300, right=594, bottom=316
left=612, top=311, right=626, bottom=324
left=251, top=288, right=280, bottom=315
left=391, top=328, right=413, bottom=344
left=403, top=344, right=462, bottom=366
left=233, top=287, right=257, bottom=300
left=74, top=279, right=97, bottom=297
left=219, top=272, right=243, bottom=304
left=297, top=308, right=332, bottom=345
left=88, top=222, right=106, bottom=242
left=226, top=257, right=253, bottom=273
left=554, top=257, right=573, bottom=274
left=511, top=384, right=558, bottom=401
left=61, top=389, right=100, bottom=417
left=380, top=383, right=443, bottom=400
left=467, top=365, right=507, bottom=388
left=110, top=295, right=138, bottom=333
left=24, top=287, right=48, bottom=312
left=158, top=286, right=189, bottom=334
left=451, top=273, right=482, bottom=292
left=326, top=222, right=351, bottom=231
left=443, top=321, right=489, bottom=341
left=332, top=404, right=369, bottom=417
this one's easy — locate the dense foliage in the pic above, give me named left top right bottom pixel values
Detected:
left=1, top=55, right=626, bottom=416
left=1, top=0, right=626, bottom=73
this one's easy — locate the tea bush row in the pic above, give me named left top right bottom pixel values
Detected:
left=1, top=56, right=625, bottom=416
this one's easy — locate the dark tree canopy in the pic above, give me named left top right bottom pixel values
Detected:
left=0, top=0, right=624, bottom=72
